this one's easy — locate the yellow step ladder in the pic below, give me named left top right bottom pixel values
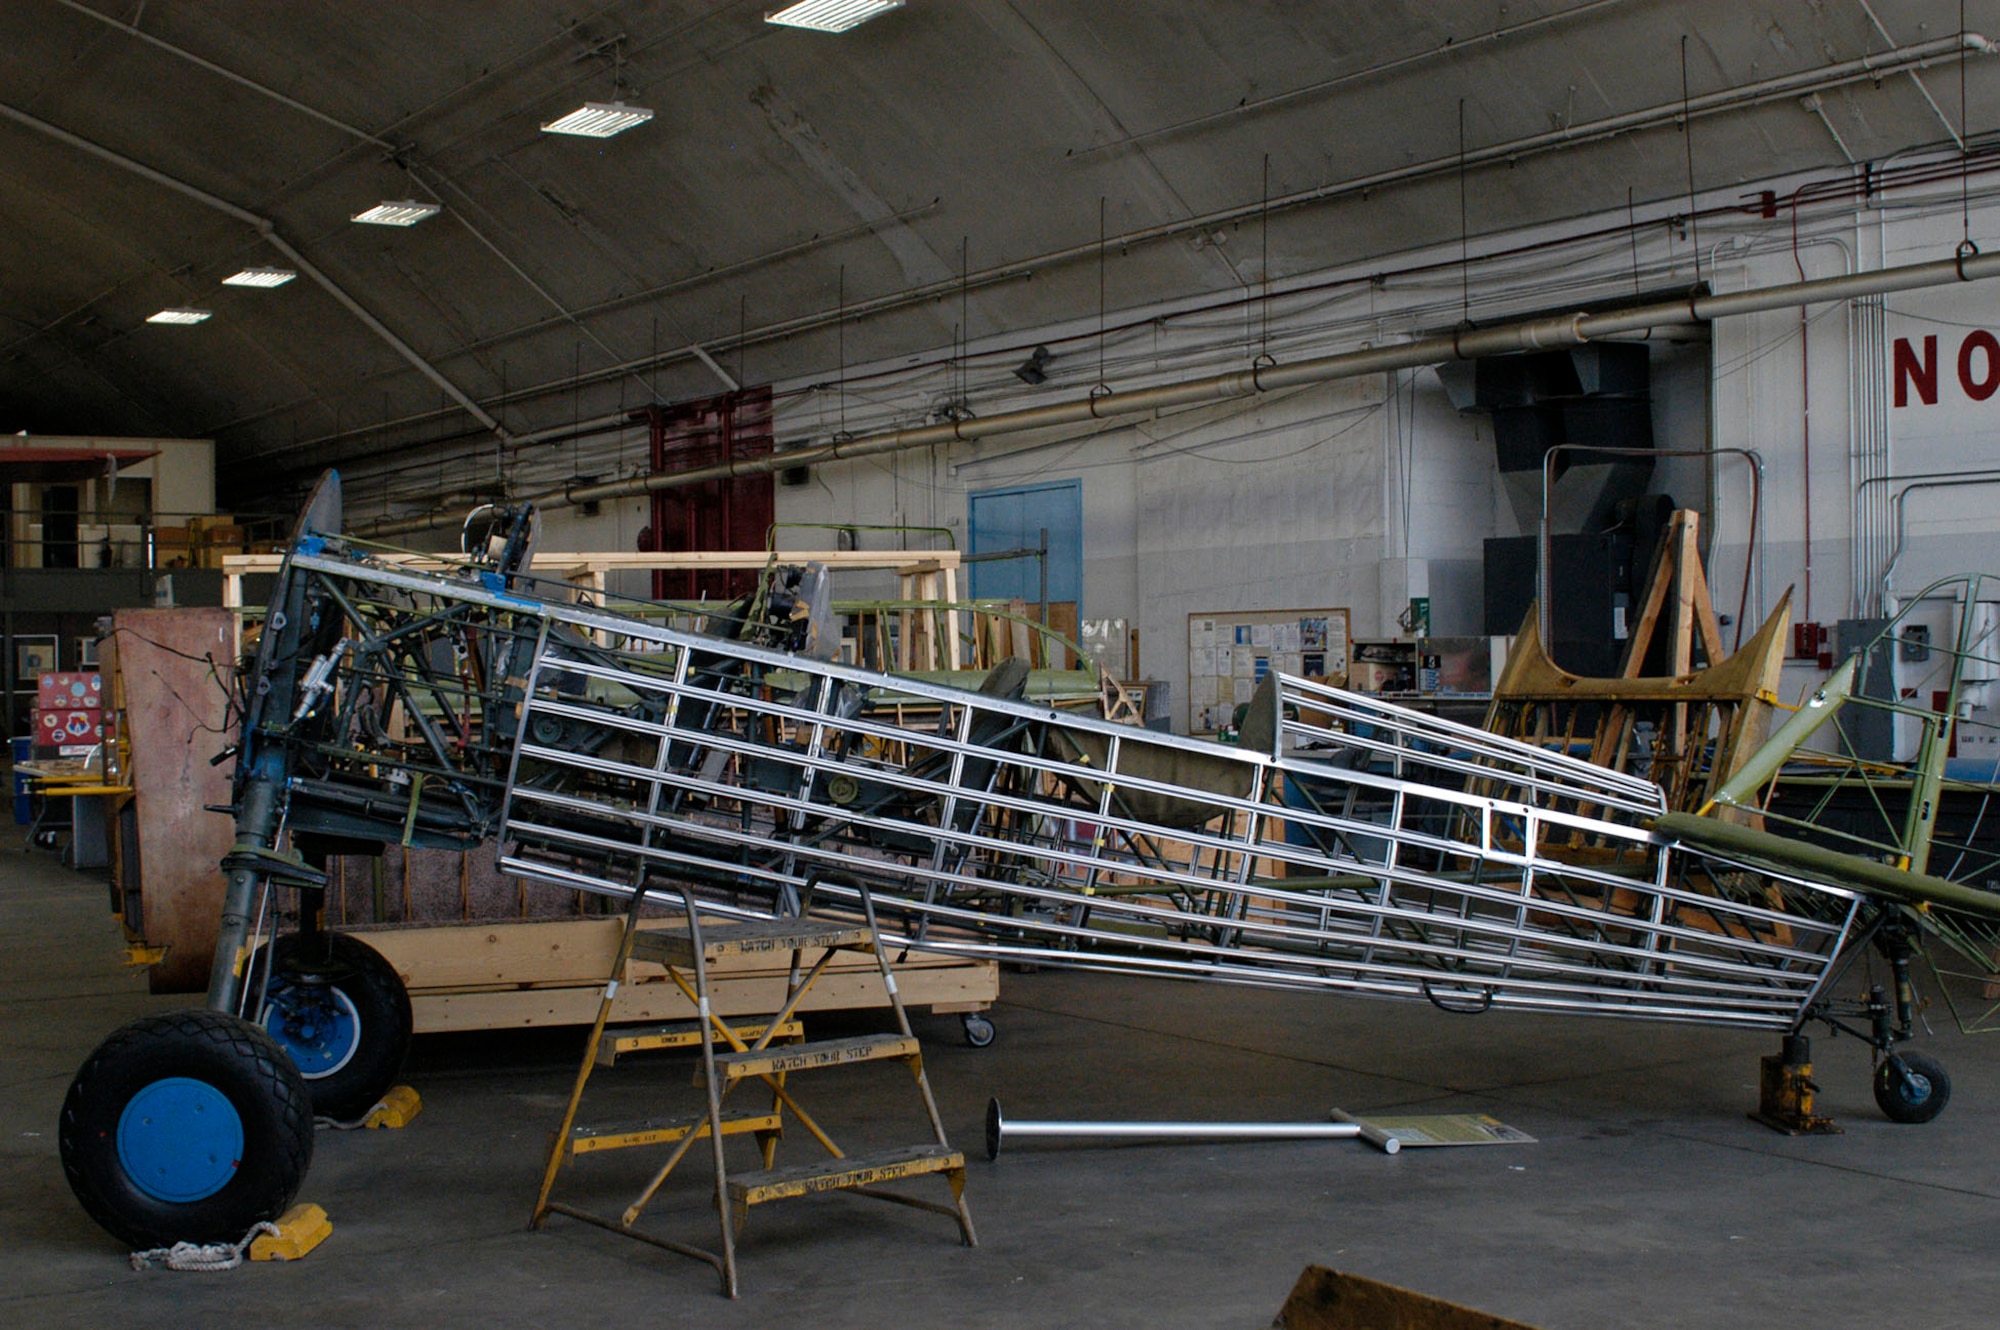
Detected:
left=529, top=883, right=976, bottom=1296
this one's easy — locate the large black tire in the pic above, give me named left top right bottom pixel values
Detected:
left=1875, top=1051, right=1952, bottom=1124
left=246, top=932, right=412, bottom=1121
left=60, top=1009, right=314, bottom=1249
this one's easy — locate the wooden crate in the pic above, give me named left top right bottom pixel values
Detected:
left=357, top=918, right=997, bottom=1033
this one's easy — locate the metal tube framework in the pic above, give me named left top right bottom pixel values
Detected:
left=241, top=538, right=1874, bottom=1035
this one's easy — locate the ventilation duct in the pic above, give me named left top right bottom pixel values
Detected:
left=1440, top=342, right=1655, bottom=534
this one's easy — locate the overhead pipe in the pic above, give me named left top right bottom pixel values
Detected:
left=307, top=144, right=2000, bottom=474
left=314, top=34, right=2000, bottom=463
left=366, top=244, right=2000, bottom=536
left=287, top=260, right=1036, bottom=464
left=1856, top=0, right=1966, bottom=149
left=252, top=159, right=1922, bottom=455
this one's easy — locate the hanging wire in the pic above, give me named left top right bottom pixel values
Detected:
left=836, top=264, right=848, bottom=437
left=1391, top=368, right=1409, bottom=560
left=1627, top=186, right=1642, bottom=295
left=1458, top=98, right=1471, bottom=323
left=1682, top=35, right=1702, bottom=285
left=1259, top=153, right=1274, bottom=366
left=1963, top=0, right=1978, bottom=256
left=1403, top=367, right=1419, bottom=562
left=1096, top=196, right=1109, bottom=395
left=496, top=361, right=508, bottom=492
left=436, top=389, right=447, bottom=501
left=959, top=235, right=970, bottom=406
left=380, top=390, right=391, bottom=517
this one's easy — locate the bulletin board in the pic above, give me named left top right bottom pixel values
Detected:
left=1186, top=608, right=1350, bottom=734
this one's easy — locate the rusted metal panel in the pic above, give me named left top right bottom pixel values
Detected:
left=109, top=607, right=236, bottom=993
left=1274, top=1266, right=1543, bottom=1330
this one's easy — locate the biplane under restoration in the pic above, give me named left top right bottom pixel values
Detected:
left=57, top=474, right=2000, bottom=1249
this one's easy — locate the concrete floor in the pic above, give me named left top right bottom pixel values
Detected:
left=6, top=833, right=2000, bottom=1330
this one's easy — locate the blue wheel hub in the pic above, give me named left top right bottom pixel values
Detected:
left=117, top=1077, right=244, bottom=1203
left=259, top=981, right=361, bottom=1079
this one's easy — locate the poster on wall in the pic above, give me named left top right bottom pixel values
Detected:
left=15, top=637, right=57, bottom=677
left=1186, top=609, right=1349, bottom=733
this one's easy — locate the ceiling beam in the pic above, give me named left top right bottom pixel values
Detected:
left=0, top=99, right=514, bottom=445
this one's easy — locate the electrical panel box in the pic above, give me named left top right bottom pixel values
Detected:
left=1834, top=618, right=1896, bottom=763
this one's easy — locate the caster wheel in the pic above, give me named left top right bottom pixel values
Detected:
left=60, top=1009, right=314, bottom=1249
left=247, top=932, right=412, bottom=1120
left=1875, top=1051, right=1951, bottom=1124
left=961, top=1013, right=996, bottom=1048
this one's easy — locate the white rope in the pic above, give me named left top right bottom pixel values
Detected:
left=129, top=1220, right=282, bottom=1272
left=313, top=1097, right=388, bottom=1131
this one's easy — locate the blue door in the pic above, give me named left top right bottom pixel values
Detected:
left=967, top=480, right=1082, bottom=615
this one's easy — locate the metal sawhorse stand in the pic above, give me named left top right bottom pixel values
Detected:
left=529, top=881, right=976, bottom=1296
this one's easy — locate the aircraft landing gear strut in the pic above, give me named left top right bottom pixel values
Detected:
left=1754, top=917, right=1952, bottom=1132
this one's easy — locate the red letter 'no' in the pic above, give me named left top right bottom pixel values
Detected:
left=1894, top=335, right=1938, bottom=407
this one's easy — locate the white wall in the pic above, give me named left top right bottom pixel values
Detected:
left=1132, top=377, right=1391, bottom=721
left=132, top=438, right=216, bottom=518
left=1875, top=210, right=2000, bottom=603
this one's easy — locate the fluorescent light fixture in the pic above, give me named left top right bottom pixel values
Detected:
left=351, top=200, right=441, bottom=227
left=221, top=266, right=297, bottom=288
left=541, top=102, right=655, bottom=138
left=146, top=308, right=212, bottom=325
left=765, top=0, right=904, bottom=33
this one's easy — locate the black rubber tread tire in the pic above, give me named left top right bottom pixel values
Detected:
left=247, top=932, right=413, bottom=1121
left=1874, top=1050, right=1953, bottom=1124
left=59, top=1009, right=314, bottom=1250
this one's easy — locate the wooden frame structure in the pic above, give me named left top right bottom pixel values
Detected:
left=1485, top=510, right=1791, bottom=817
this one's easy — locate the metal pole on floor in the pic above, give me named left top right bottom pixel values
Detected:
left=984, top=1098, right=1401, bottom=1159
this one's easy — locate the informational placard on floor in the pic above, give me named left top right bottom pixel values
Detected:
left=1342, top=1113, right=1535, bottom=1147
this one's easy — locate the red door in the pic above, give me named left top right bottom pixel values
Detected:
left=641, top=388, right=774, bottom=603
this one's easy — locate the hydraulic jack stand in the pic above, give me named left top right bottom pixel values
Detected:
left=1749, top=1033, right=1842, bottom=1135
